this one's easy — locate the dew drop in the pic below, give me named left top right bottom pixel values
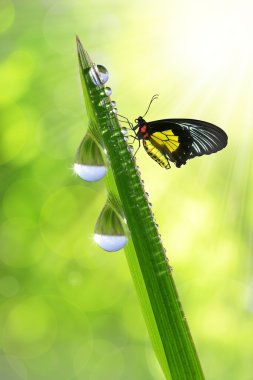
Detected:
left=89, top=64, right=109, bottom=86
left=111, top=100, right=116, bottom=107
left=94, top=234, right=128, bottom=252
left=112, top=108, right=118, bottom=114
left=104, top=87, right=112, bottom=96
left=74, top=164, right=107, bottom=182
left=74, top=132, right=107, bottom=182
left=124, top=136, right=129, bottom=142
left=121, top=127, right=128, bottom=135
left=94, top=201, right=128, bottom=252
left=97, top=65, right=109, bottom=83
left=128, top=145, right=134, bottom=154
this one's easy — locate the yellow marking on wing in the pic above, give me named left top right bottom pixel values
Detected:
left=152, top=130, right=179, bottom=140
left=143, top=140, right=171, bottom=169
left=151, top=131, right=180, bottom=154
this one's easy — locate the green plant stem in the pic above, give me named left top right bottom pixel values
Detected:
left=76, top=36, right=205, bottom=380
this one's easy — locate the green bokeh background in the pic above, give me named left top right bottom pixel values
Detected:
left=0, top=0, right=252, bottom=379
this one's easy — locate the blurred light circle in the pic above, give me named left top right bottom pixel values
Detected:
left=39, top=109, right=84, bottom=160
left=0, top=105, right=39, bottom=165
left=74, top=340, right=124, bottom=380
left=31, top=155, right=70, bottom=189
left=3, top=297, right=57, bottom=358
left=8, top=295, right=93, bottom=380
left=89, top=351, right=124, bottom=380
left=73, top=341, right=93, bottom=375
left=40, top=185, right=104, bottom=258
left=0, top=220, right=46, bottom=268
left=0, top=276, right=19, bottom=298
left=57, top=262, right=124, bottom=312
left=0, top=50, right=36, bottom=106
left=3, top=179, right=47, bottom=222
left=0, top=106, right=28, bottom=164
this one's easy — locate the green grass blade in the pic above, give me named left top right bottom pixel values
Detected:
left=76, top=36, right=205, bottom=380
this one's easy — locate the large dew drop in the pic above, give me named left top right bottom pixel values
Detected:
left=89, top=64, right=109, bottom=86
left=94, top=201, right=128, bottom=252
left=74, top=132, right=107, bottom=182
left=74, top=164, right=107, bottom=182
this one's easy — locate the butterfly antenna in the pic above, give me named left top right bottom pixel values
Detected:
left=142, top=94, right=159, bottom=118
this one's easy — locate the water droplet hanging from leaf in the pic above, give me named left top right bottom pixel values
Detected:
left=94, top=200, right=128, bottom=252
left=121, top=127, right=128, bottom=135
left=74, top=132, right=107, bottom=182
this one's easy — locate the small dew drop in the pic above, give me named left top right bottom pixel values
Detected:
left=148, top=202, right=152, bottom=208
left=89, top=64, right=109, bottom=86
left=145, top=192, right=149, bottom=197
left=121, top=127, right=128, bottom=135
left=128, top=145, right=134, bottom=154
left=112, top=108, right=118, bottom=114
left=104, top=87, right=112, bottom=96
left=124, top=136, right=129, bottom=142
left=111, top=100, right=116, bottom=107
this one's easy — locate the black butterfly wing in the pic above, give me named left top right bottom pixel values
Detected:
left=147, top=119, right=227, bottom=167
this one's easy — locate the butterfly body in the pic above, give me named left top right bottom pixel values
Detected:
left=133, top=117, right=228, bottom=169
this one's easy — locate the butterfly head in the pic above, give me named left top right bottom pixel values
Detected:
left=134, top=117, right=150, bottom=140
left=134, top=116, right=145, bottom=125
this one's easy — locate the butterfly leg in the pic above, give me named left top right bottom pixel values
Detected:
left=127, top=134, right=139, bottom=145
left=117, top=114, right=134, bottom=130
left=115, top=114, right=141, bottom=157
left=133, top=139, right=141, bottom=157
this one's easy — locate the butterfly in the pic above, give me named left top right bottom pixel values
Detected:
left=130, top=96, right=228, bottom=169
